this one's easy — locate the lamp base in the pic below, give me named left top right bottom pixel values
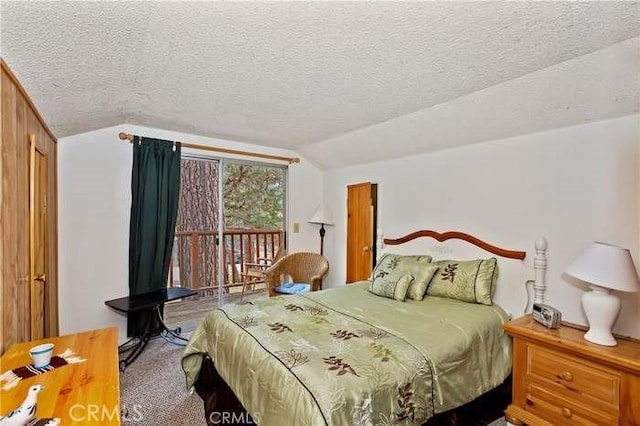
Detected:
left=318, top=224, right=325, bottom=256
left=582, top=285, right=620, bottom=347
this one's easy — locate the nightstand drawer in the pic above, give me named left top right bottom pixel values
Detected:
left=527, top=345, right=620, bottom=407
left=526, top=383, right=619, bottom=426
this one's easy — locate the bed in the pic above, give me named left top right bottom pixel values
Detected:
left=182, top=230, right=548, bottom=425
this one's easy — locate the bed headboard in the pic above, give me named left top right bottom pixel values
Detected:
left=381, top=230, right=548, bottom=314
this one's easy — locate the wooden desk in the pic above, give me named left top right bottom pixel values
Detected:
left=1, top=327, right=120, bottom=425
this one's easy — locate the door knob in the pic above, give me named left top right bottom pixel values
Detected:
left=363, top=246, right=370, bottom=252
left=34, top=274, right=46, bottom=282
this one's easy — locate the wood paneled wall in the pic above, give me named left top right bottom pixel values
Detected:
left=1, top=59, right=58, bottom=354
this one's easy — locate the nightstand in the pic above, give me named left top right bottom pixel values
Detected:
left=503, top=315, right=640, bottom=425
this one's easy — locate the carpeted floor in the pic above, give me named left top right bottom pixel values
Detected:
left=120, top=333, right=204, bottom=425
left=120, top=332, right=508, bottom=426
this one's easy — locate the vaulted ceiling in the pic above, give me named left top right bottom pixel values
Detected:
left=2, top=1, right=639, bottom=167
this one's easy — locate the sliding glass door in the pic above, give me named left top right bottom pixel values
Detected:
left=168, top=155, right=286, bottom=311
left=222, top=162, right=286, bottom=305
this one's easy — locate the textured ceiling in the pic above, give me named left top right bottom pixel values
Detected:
left=1, top=1, right=639, bottom=160
left=301, top=37, right=640, bottom=169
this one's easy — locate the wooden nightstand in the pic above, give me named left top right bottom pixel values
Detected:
left=503, top=315, right=640, bottom=426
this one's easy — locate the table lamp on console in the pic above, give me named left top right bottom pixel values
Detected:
left=564, top=242, right=640, bottom=346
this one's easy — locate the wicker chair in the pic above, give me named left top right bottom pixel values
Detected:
left=263, top=252, right=329, bottom=297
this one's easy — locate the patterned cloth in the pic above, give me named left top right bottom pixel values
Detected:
left=183, top=283, right=512, bottom=425
left=0, top=349, right=86, bottom=390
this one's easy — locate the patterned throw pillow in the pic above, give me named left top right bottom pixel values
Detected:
left=368, top=273, right=414, bottom=301
left=369, top=254, right=434, bottom=301
left=426, top=258, right=498, bottom=305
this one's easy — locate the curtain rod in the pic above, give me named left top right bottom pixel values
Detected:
left=118, top=132, right=300, bottom=164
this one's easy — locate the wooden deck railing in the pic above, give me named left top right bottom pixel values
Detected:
left=168, top=228, right=284, bottom=297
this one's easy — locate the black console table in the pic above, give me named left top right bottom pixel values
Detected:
left=105, top=287, right=197, bottom=371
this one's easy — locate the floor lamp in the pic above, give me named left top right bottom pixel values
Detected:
left=309, top=205, right=333, bottom=256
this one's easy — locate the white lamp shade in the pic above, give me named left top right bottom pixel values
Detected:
left=564, top=242, right=640, bottom=293
left=308, top=205, right=334, bottom=226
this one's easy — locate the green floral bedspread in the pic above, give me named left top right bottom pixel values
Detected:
left=182, top=282, right=511, bottom=425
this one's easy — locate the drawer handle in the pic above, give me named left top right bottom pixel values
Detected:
left=560, top=371, right=573, bottom=382
left=562, top=407, right=572, bottom=418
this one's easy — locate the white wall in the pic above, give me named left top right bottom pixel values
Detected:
left=324, top=115, right=640, bottom=338
left=59, top=117, right=640, bottom=340
left=58, top=124, right=322, bottom=342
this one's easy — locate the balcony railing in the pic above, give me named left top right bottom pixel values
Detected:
left=168, top=228, right=284, bottom=298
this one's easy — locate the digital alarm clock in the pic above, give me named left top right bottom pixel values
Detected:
left=532, top=303, right=562, bottom=329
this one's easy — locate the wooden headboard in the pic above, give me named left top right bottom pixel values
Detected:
left=384, top=230, right=526, bottom=260
left=381, top=229, right=548, bottom=312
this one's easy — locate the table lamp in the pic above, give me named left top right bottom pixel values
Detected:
left=564, top=242, right=640, bottom=346
left=308, top=205, right=333, bottom=256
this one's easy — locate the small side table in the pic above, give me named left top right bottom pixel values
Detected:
left=105, top=287, right=197, bottom=371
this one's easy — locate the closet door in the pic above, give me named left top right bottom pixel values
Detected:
left=28, top=132, right=57, bottom=340
left=1, top=61, right=58, bottom=353
left=29, top=135, right=46, bottom=339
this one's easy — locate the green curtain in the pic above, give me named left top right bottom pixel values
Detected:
left=128, top=136, right=181, bottom=336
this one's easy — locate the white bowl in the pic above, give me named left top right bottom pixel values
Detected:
left=30, top=343, right=54, bottom=368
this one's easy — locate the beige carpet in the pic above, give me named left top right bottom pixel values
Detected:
left=120, top=332, right=508, bottom=425
left=120, top=334, right=204, bottom=425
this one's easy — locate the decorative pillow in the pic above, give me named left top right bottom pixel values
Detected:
left=368, top=273, right=414, bottom=301
left=369, top=254, right=434, bottom=300
left=406, top=263, right=440, bottom=301
left=427, top=258, right=498, bottom=305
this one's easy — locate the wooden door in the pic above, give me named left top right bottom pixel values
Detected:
left=30, top=134, right=51, bottom=339
left=346, top=182, right=377, bottom=283
left=1, top=61, right=58, bottom=353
